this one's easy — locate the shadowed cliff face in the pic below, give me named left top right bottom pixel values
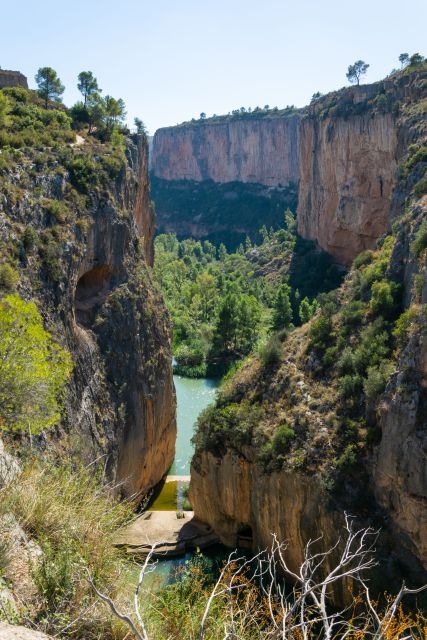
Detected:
left=66, top=137, right=176, bottom=498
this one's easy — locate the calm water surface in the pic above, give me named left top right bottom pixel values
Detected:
left=169, top=375, right=219, bottom=475
left=145, top=374, right=220, bottom=583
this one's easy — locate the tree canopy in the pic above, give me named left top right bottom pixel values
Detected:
left=77, top=71, right=100, bottom=107
left=346, top=60, right=369, bottom=85
left=35, top=67, right=65, bottom=108
left=0, top=294, right=73, bottom=434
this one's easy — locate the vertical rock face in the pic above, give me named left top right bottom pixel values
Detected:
left=297, top=113, right=398, bottom=265
left=152, top=116, right=301, bottom=186
left=373, top=206, right=427, bottom=567
left=0, top=134, right=176, bottom=499
left=65, top=137, right=176, bottom=498
left=151, top=71, right=425, bottom=263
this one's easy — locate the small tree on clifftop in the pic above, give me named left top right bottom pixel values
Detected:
left=35, top=67, right=65, bottom=108
left=399, top=53, right=409, bottom=68
left=77, top=71, right=100, bottom=107
left=346, top=60, right=369, bottom=85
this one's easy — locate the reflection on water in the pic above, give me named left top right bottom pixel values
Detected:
left=170, top=375, right=220, bottom=475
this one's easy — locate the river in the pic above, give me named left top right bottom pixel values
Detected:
left=144, top=373, right=220, bottom=585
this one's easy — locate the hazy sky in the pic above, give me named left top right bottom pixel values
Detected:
left=2, top=0, right=426, bottom=134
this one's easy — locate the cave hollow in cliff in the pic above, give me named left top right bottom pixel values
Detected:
left=74, top=264, right=113, bottom=328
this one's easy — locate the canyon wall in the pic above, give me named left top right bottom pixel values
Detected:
left=1, top=135, right=176, bottom=499
left=297, top=112, right=398, bottom=265
left=67, top=137, right=176, bottom=498
left=152, top=72, right=425, bottom=263
left=152, top=115, right=301, bottom=186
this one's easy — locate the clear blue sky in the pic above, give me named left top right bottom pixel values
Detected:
left=2, top=0, right=426, bottom=134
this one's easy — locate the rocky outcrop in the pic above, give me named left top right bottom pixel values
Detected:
left=297, top=112, right=398, bottom=265
left=0, top=623, right=52, bottom=640
left=0, top=70, right=28, bottom=89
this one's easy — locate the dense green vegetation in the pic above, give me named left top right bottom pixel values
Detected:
left=0, top=295, right=72, bottom=435
left=154, top=214, right=343, bottom=376
left=151, top=176, right=298, bottom=249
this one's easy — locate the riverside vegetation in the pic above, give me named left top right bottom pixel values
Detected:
left=154, top=215, right=343, bottom=377
left=0, top=57, right=427, bottom=639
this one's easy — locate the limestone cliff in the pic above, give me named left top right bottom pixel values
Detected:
left=297, top=112, right=398, bottom=265
left=152, top=68, right=426, bottom=262
left=0, top=132, right=176, bottom=499
left=153, top=115, right=301, bottom=186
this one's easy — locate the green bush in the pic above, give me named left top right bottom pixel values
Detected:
left=353, top=250, right=374, bottom=269
left=340, top=300, right=365, bottom=333
left=43, top=198, right=70, bottom=223
left=271, top=422, right=295, bottom=454
left=393, top=306, right=419, bottom=346
left=363, top=363, right=393, bottom=400
left=67, top=155, right=99, bottom=193
left=335, top=444, right=358, bottom=470
left=40, top=239, right=62, bottom=281
left=0, top=263, right=19, bottom=291
left=411, top=221, right=427, bottom=258
left=259, top=336, right=282, bottom=367
left=369, top=280, right=400, bottom=318
left=22, top=225, right=38, bottom=253
left=309, top=313, right=333, bottom=352
left=338, top=374, right=364, bottom=400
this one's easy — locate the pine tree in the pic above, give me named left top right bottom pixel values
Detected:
left=35, top=67, right=65, bottom=108
left=272, top=284, right=292, bottom=331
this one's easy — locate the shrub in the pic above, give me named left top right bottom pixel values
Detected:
left=43, top=198, right=70, bottom=223
left=369, top=280, right=400, bottom=318
left=271, top=422, right=295, bottom=455
left=352, top=319, right=389, bottom=375
left=259, top=335, right=282, bottom=367
left=363, top=363, right=393, bottom=400
left=335, top=443, right=357, bottom=470
left=353, top=250, right=374, bottom=269
left=22, top=225, right=38, bottom=253
left=340, top=300, right=365, bottom=333
left=0, top=263, right=19, bottom=291
left=411, top=221, right=427, bottom=257
left=194, top=401, right=263, bottom=452
left=393, top=306, right=419, bottom=346
left=40, top=240, right=62, bottom=282
left=338, top=374, right=364, bottom=400
left=309, top=313, right=333, bottom=352
left=67, top=155, right=99, bottom=193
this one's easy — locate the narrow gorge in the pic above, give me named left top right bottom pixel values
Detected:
left=151, top=65, right=427, bottom=591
